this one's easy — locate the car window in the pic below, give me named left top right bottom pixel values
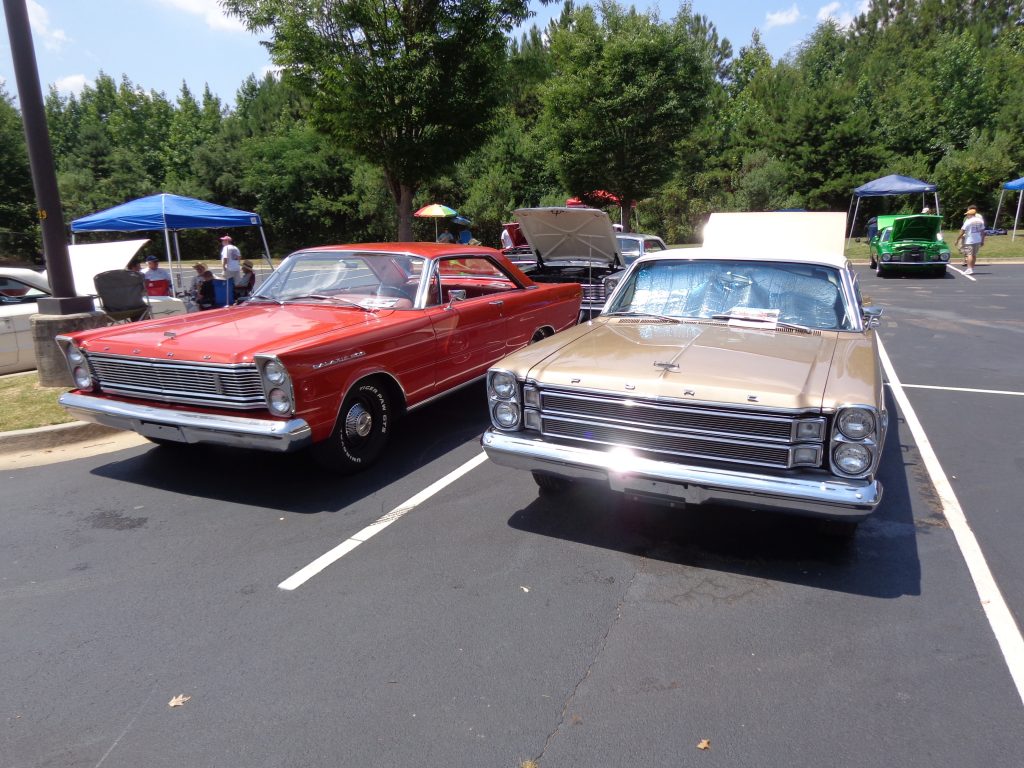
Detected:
left=606, top=259, right=852, bottom=330
left=644, top=239, right=666, bottom=252
left=253, top=251, right=423, bottom=309
left=880, top=228, right=892, bottom=243
left=428, top=256, right=519, bottom=306
left=0, top=277, right=47, bottom=304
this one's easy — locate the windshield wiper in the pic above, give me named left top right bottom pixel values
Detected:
left=709, top=312, right=812, bottom=333
left=283, top=293, right=368, bottom=309
left=604, top=310, right=684, bottom=323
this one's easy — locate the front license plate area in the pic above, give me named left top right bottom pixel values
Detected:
left=137, top=422, right=186, bottom=443
left=610, top=475, right=702, bottom=503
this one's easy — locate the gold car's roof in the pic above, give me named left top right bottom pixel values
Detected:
left=685, top=211, right=849, bottom=269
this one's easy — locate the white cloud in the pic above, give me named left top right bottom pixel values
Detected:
left=765, top=4, right=801, bottom=30
left=155, top=0, right=248, bottom=33
left=27, top=0, right=70, bottom=51
left=816, top=1, right=871, bottom=29
left=54, top=74, right=90, bottom=96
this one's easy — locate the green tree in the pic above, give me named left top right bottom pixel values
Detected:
left=0, top=87, right=38, bottom=262
left=223, top=0, right=554, bottom=240
left=539, top=1, right=713, bottom=228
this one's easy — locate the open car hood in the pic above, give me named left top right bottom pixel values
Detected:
left=890, top=214, right=942, bottom=242
left=513, top=207, right=620, bottom=266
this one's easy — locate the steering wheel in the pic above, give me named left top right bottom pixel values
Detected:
left=375, top=284, right=413, bottom=301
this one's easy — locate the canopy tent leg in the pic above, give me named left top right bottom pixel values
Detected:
left=162, top=228, right=179, bottom=295
left=846, top=196, right=861, bottom=247
left=258, top=226, right=274, bottom=271
left=994, top=190, right=1005, bottom=227
left=1014, top=192, right=1022, bottom=242
left=933, top=192, right=940, bottom=216
left=172, top=230, right=185, bottom=296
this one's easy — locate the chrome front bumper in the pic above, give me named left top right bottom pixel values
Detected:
left=59, top=392, right=312, bottom=453
left=482, top=429, right=881, bottom=520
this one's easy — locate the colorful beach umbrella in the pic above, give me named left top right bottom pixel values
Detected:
left=414, top=203, right=458, bottom=239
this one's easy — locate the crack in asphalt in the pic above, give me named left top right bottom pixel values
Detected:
left=532, top=568, right=639, bottom=764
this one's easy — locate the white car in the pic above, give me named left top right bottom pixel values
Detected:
left=0, top=267, right=52, bottom=375
left=1, top=240, right=186, bottom=375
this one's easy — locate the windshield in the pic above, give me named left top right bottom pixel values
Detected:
left=606, top=259, right=853, bottom=330
left=252, top=251, right=423, bottom=309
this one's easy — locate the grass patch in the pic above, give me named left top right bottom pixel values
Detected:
left=0, top=372, right=74, bottom=431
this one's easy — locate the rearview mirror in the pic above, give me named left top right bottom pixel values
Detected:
left=446, top=289, right=467, bottom=308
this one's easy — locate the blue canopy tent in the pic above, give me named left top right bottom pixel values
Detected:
left=992, top=177, right=1024, bottom=241
left=70, top=193, right=273, bottom=294
left=847, top=174, right=940, bottom=244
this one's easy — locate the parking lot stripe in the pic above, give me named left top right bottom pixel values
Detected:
left=948, top=265, right=977, bottom=281
left=893, top=383, right=1024, bottom=397
left=879, top=339, right=1024, bottom=705
left=278, top=452, right=489, bottom=591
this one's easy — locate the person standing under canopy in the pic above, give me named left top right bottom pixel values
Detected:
left=220, top=235, right=242, bottom=283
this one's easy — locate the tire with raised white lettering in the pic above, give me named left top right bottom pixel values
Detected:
left=312, top=379, right=392, bottom=473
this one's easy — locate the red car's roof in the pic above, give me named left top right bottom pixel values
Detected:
left=297, top=242, right=502, bottom=259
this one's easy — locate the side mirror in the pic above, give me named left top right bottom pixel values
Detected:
left=862, top=305, right=883, bottom=328
left=446, top=289, right=467, bottom=308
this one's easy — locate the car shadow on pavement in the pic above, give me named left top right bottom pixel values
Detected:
left=88, top=382, right=492, bottom=514
left=507, top=389, right=926, bottom=599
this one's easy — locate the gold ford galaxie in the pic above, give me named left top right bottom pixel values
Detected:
left=482, top=212, right=886, bottom=525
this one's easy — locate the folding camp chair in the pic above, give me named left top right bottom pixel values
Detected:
left=94, top=270, right=152, bottom=323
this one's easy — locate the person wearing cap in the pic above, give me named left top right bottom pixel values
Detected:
left=196, top=269, right=216, bottom=310
left=186, top=263, right=208, bottom=309
left=219, top=235, right=242, bottom=283
left=954, top=205, right=985, bottom=275
left=235, top=259, right=256, bottom=298
left=142, top=256, right=172, bottom=296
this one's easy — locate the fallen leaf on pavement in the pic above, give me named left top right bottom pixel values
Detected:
left=168, top=694, right=191, bottom=708
left=697, top=738, right=711, bottom=750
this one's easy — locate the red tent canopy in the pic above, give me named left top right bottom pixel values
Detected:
left=566, top=190, right=635, bottom=208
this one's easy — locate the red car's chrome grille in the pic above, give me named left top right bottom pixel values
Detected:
left=86, top=354, right=265, bottom=409
left=537, top=388, right=823, bottom=469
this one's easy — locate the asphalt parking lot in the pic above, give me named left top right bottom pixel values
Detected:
left=2, top=263, right=1023, bottom=767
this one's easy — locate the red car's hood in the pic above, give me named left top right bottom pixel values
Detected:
left=76, top=303, right=382, bottom=364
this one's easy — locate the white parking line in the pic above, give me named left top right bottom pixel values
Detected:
left=878, top=339, right=1024, bottom=706
left=948, top=265, right=977, bottom=281
left=278, top=452, right=489, bottom=591
left=892, top=383, right=1024, bottom=397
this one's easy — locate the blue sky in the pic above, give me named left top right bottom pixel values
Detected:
left=1, top=0, right=870, bottom=107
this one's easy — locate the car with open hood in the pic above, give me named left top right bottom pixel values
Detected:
left=482, top=211, right=886, bottom=527
left=56, top=243, right=581, bottom=472
left=512, top=207, right=624, bottom=319
left=868, top=213, right=950, bottom=277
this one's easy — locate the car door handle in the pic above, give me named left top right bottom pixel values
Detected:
left=488, top=300, right=504, bottom=306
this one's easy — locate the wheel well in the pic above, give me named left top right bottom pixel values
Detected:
left=531, top=326, right=555, bottom=342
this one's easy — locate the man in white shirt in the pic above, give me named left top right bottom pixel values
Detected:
left=220, top=235, right=242, bottom=283
left=142, top=256, right=172, bottom=295
left=954, top=205, right=985, bottom=275
left=500, top=227, right=513, bottom=249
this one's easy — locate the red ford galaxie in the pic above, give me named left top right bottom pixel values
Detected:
left=57, top=243, right=581, bottom=471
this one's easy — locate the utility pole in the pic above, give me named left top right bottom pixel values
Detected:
left=4, top=0, right=102, bottom=384
left=3, top=0, right=91, bottom=313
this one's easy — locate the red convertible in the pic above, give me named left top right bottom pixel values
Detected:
left=57, top=243, right=581, bottom=471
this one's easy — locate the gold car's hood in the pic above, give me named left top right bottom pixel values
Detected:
left=527, top=319, right=839, bottom=410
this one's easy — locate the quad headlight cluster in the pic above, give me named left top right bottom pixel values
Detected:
left=830, top=406, right=883, bottom=478
left=255, top=355, right=295, bottom=416
left=487, top=369, right=540, bottom=432
left=56, top=336, right=96, bottom=390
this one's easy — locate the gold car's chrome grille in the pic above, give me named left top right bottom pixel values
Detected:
left=87, top=354, right=265, bottom=409
left=537, top=388, right=822, bottom=469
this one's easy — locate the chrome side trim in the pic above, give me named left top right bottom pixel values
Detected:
left=481, top=429, right=881, bottom=519
left=58, top=392, right=312, bottom=452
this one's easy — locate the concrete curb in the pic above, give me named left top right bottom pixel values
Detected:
left=0, top=421, right=124, bottom=455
